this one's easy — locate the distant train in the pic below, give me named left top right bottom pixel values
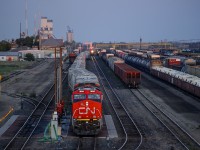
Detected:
left=68, top=51, right=103, bottom=135
left=108, top=49, right=200, bottom=98
left=69, top=53, right=77, bottom=64
left=100, top=51, right=141, bottom=88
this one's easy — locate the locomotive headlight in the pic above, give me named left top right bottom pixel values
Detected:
left=86, top=101, right=88, bottom=106
left=78, top=116, right=81, bottom=118
left=91, top=50, right=94, bottom=53
left=93, top=115, right=96, bottom=118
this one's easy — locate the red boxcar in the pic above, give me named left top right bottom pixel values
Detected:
left=69, top=53, right=77, bottom=64
left=114, top=63, right=141, bottom=88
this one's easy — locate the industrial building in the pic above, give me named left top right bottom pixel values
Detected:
left=0, top=52, right=19, bottom=61
left=67, top=27, right=73, bottom=43
left=18, top=50, right=45, bottom=59
left=40, top=37, right=64, bottom=50
left=40, top=17, right=53, bottom=40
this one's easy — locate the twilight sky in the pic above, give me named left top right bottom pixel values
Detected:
left=0, top=0, right=200, bottom=42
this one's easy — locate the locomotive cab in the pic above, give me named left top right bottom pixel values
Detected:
left=72, top=85, right=103, bottom=135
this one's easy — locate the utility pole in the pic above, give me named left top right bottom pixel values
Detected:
left=19, top=22, right=21, bottom=48
left=20, top=22, right=21, bottom=39
left=140, top=37, right=142, bottom=50
left=59, top=47, right=63, bottom=100
left=25, top=0, right=28, bottom=37
left=54, top=48, right=57, bottom=107
left=0, top=75, right=2, bottom=100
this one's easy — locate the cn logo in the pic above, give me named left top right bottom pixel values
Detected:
left=79, top=107, right=96, bottom=114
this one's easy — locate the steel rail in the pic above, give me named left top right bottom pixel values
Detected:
left=77, top=136, right=96, bottom=150
left=92, top=56, right=143, bottom=150
left=4, top=71, right=68, bottom=150
left=4, top=83, right=55, bottom=150
left=132, top=88, right=200, bottom=150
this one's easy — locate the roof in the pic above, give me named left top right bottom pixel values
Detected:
left=0, top=52, right=18, bottom=56
left=41, top=37, right=63, bottom=47
left=152, top=66, right=200, bottom=87
left=9, top=46, right=30, bottom=52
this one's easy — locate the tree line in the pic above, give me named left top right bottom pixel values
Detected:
left=0, top=36, right=39, bottom=52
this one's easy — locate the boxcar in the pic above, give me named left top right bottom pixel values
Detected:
left=114, top=63, right=141, bottom=88
left=69, top=53, right=77, bottom=64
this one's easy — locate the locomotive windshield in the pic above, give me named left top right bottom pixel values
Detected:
left=88, top=94, right=101, bottom=102
left=88, top=94, right=100, bottom=99
left=74, top=94, right=86, bottom=102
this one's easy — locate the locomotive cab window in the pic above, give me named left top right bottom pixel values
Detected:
left=88, top=94, right=101, bottom=102
left=88, top=94, right=100, bottom=99
left=73, top=94, right=86, bottom=102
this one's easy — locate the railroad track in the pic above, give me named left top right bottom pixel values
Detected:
left=92, top=56, right=143, bottom=150
left=130, top=88, right=200, bottom=150
left=1, top=71, right=23, bottom=83
left=77, top=136, right=97, bottom=150
left=4, top=83, right=55, bottom=150
left=4, top=65, right=68, bottom=150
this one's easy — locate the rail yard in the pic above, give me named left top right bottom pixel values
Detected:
left=2, top=0, right=200, bottom=149
left=0, top=47, right=200, bottom=150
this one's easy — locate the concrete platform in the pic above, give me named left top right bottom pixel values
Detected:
left=104, top=115, right=118, bottom=138
left=0, top=115, right=19, bottom=137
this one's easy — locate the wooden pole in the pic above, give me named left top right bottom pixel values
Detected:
left=59, top=47, right=63, bottom=102
left=54, top=48, right=57, bottom=106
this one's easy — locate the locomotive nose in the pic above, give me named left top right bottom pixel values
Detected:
left=86, top=101, right=89, bottom=106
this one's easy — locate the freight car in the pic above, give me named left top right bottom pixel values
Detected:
left=114, top=63, right=141, bottom=88
left=151, top=66, right=200, bottom=98
left=115, top=49, right=200, bottom=98
left=68, top=52, right=103, bottom=135
left=69, top=53, right=77, bottom=64
left=124, top=54, right=162, bottom=72
left=100, top=53, right=141, bottom=88
left=108, top=56, right=124, bottom=71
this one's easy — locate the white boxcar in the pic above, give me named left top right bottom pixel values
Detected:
left=108, top=57, right=124, bottom=71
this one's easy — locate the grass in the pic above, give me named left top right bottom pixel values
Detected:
left=0, top=61, right=34, bottom=76
left=0, top=65, right=19, bottom=75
